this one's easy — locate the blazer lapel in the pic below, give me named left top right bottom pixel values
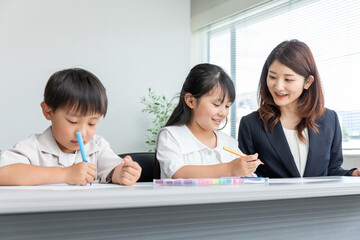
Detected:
left=265, top=121, right=300, bottom=177
left=303, top=127, right=320, bottom=177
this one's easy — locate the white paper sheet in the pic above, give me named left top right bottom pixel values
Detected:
left=0, top=183, right=126, bottom=190
left=269, top=177, right=338, bottom=184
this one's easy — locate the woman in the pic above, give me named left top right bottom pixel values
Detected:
left=238, top=39, right=360, bottom=178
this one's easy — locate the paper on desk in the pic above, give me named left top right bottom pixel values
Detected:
left=0, top=183, right=126, bottom=190
left=269, top=178, right=337, bottom=184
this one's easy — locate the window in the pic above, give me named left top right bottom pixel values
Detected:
left=204, top=0, right=360, bottom=150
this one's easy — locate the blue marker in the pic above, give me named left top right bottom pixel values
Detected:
left=76, top=132, right=88, bottom=162
left=221, top=176, right=269, bottom=184
left=76, top=132, right=92, bottom=185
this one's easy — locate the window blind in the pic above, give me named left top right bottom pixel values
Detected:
left=206, top=0, right=360, bottom=150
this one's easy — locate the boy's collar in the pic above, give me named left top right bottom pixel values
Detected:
left=38, top=127, right=100, bottom=157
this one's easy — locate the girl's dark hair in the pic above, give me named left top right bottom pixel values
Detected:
left=44, top=68, right=108, bottom=116
left=258, top=39, right=325, bottom=141
left=166, top=63, right=235, bottom=127
left=154, top=63, right=236, bottom=178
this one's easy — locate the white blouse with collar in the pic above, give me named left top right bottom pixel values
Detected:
left=156, top=125, right=241, bottom=178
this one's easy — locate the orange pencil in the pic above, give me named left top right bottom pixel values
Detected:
left=223, top=146, right=264, bottom=165
left=223, top=146, right=246, bottom=157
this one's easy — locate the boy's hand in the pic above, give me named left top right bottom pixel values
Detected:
left=112, top=155, right=142, bottom=185
left=228, top=153, right=263, bottom=177
left=64, top=162, right=97, bottom=185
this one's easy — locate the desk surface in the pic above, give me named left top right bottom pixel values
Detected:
left=1, top=176, right=360, bottom=215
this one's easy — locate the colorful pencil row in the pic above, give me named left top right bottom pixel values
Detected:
left=153, top=177, right=268, bottom=186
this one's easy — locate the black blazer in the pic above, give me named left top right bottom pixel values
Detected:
left=238, top=109, right=354, bottom=178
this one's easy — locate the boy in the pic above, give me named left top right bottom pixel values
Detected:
left=0, top=68, right=141, bottom=185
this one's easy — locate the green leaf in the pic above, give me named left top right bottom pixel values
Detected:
left=140, top=88, right=176, bottom=151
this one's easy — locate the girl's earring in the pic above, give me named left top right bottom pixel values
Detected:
left=218, top=117, right=228, bottom=130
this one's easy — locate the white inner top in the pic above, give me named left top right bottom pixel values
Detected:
left=283, top=128, right=309, bottom=177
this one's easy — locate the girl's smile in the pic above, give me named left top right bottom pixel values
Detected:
left=186, top=86, right=231, bottom=132
left=212, top=117, right=224, bottom=125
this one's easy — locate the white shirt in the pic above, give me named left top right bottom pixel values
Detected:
left=283, top=127, right=309, bottom=177
left=156, top=125, right=241, bottom=178
left=0, top=127, right=123, bottom=183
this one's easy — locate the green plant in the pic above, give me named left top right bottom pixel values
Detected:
left=141, top=88, right=176, bottom=152
left=342, top=126, right=351, bottom=142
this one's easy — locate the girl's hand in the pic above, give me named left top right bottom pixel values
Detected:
left=64, top=162, right=97, bottom=185
left=228, top=153, right=263, bottom=177
left=112, top=155, right=142, bottom=185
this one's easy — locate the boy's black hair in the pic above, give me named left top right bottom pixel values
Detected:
left=44, top=68, right=108, bottom=116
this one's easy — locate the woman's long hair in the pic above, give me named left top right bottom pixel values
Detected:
left=258, top=39, right=325, bottom=141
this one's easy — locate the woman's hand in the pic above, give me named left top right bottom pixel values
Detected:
left=352, top=168, right=360, bottom=176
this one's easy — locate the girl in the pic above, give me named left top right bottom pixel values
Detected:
left=156, top=63, right=262, bottom=179
left=238, top=39, right=360, bottom=178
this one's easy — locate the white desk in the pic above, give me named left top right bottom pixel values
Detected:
left=1, top=176, right=360, bottom=239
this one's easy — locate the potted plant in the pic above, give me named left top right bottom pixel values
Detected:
left=141, top=88, right=176, bottom=152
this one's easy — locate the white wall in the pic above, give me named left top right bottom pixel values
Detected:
left=191, top=0, right=265, bottom=31
left=0, top=0, right=190, bottom=153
